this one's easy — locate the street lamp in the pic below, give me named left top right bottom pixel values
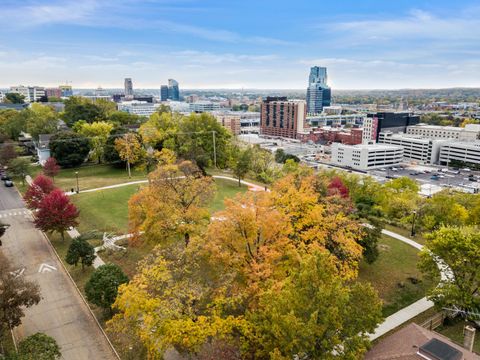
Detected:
left=75, top=171, right=79, bottom=193
left=411, top=210, right=417, bottom=237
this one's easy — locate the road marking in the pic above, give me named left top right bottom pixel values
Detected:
left=10, top=267, right=25, bottom=278
left=38, top=263, right=57, bottom=273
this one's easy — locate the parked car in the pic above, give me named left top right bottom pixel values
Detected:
left=430, top=174, right=440, bottom=180
left=1, top=174, right=10, bottom=181
left=4, top=180, right=13, bottom=187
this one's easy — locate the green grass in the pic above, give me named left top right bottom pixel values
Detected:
left=72, top=184, right=142, bottom=234
left=72, top=178, right=248, bottom=235
left=358, top=235, right=434, bottom=317
left=384, top=223, right=428, bottom=245
left=436, top=319, right=480, bottom=354
left=209, top=178, right=248, bottom=212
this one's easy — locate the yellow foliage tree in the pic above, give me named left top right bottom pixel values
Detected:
left=114, top=133, right=145, bottom=178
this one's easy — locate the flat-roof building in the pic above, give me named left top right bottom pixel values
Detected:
left=406, top=124, right=480, bottom=141
left=260, top=97, right=306, bottom=139
left=439, top=141, right=480, bottom=167
left=331, top=142, right=403, bottom=170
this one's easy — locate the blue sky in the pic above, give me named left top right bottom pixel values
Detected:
left=1, top=0, right=480, bottom=89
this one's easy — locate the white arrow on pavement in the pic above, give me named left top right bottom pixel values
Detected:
left=10, top=267, right=25, bottom=278
left=38, top=263, right=57, bottom=273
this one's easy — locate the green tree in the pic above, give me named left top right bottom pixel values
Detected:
left=76, top=121, right=113, bottom=163
left=4, top=93, right=25, bottom=104
left=420, top=191, right=469, bottom=231
left=24, top=104, right=59, bottom=141
left=49, top=131, right=90, bottom=168
left=17, top=333, right=61, bottom=360
left=419, top=226, right=480, bottom=317
left=85, top=264, right=129, bottom=313
left=114, top=133, right=145, bottom=177
left=0, top=142, right=18, bottom=165
left=248, top=251, right=383, bottom=359
left=177, top=113, right=231, bottom=170
left=229, top=146, right=252, bottom=186
left=139, top=111, right=179, bottom=149
left=0, top=109, right=25, bottom=140
left=108, top=111, right=141, bottom=126
left=62, top=97, right=105, bottom=126
left=65, top=237, right=96, bottom=270
left=8, top=158, right=31, bottom=185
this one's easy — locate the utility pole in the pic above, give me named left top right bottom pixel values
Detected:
left=212, top=131, right=217, bottom=168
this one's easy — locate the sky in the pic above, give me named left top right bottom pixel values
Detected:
left=1, top=0, right=480, bottom=89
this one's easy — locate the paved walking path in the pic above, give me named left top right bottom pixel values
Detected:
left=369, top=228, right=451, bottom=340
left=66, top=227, right=106, bottom=268
left=65, top=175, right=266, bottom=196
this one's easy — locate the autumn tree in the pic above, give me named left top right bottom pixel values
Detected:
left=34, top=189, right=79, bottom=240
left=420, top=191, right=469, bottom=230
left=24, top=174, right=55, bottom=210
left=419, top=226, right=480, bottom=316
left=24, top=103, right=59, bottom=141
left=129, top=160, right=215, bottom=245
left=85, top=264, right=128, bottom=313
left=76, top=121, right=113, bottom=163
left=0, top=109, right=25, bottom=140
left=229, top=146, right=252, bottom=186
left=138, top=111, right=179, bottom=149
left=17, top=332, right=61, bottom=360
left=65, top=236, right=96, bottom=270
left=248, top=251, right=382, bottom=359
left=327, top=176, right=349, bottom=198
left=42, top=157, right=60, bottom=180
left=114, top=133, right=145, bottom=178
left=0, top=252, right=41, bottom=343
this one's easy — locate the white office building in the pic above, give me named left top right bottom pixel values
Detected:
left=439, top=141, right=480, bottom=167
left=378, top=132, right=449, bottom=164
left=9, top=85, right=46, bottom=102
left=189, top=101, right=221, bottom=113
left=118, top=101, right=160, bottom=116
left=406, top=124, right=480, bottom=141
left=331, top=143, right=404, bottom=170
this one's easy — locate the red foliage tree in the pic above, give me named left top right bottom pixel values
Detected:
left=24, top=175, right=56, bottom=210
left=34, top=189, right=79, bottom=240
left=328, top=176, right=350, bottom=198
left=43, top=157, right=60, bottom=180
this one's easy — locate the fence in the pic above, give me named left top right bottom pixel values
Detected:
left=420, top=311, right=446, bottom=331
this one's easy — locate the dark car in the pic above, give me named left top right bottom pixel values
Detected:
left=4, top=180, right=13, bottom=187
left=1, top=174, right=10, bottom=181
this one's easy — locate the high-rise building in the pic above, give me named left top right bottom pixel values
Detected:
left=362, top=112, right=420, bottom=143
left=160, top=85, right=169, bottom=101
left=168, top=79, right=180, bottom=101
left=124, top=78, right=133, bottom=97
left=59, top=85, right=73, bottom=97
left=260, top=97, right=306, bottom=139
left=306, top=66, right=331, bottom=115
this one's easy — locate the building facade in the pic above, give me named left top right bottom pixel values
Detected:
left=45, top=88, right=62, bottom=98
left=160, top=85, right=169, bottom=101
left=331, top=143, right=404, bottom=170
left=260, top=97, right=306, bottom=139
left=378, top=132, right=448, bottom=164
left=9, top=85, right=46, bottom=102
left=306, top=66, right=331, bottom=115
left=124, top=78, right=133, bottom=97
left=439, top=141, right=480, bottom=167
left=406, top=124, right=480, bottom=141
left=168, top=79, right=180, bottom=101
left=118, top=101, right=159, bottom=116
left=189, top=101, right=221, bottom=112
left=362, top=112, right=420, bottom=143
left=212, top=112, right=241, bottom=135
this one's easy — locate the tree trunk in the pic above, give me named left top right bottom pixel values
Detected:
left=238, top=176, right=241, bottom=187
left=184, top=233, right=190, bottom=247
left=61, top=231, right=65, bottom=242
left=127, top=161, right=131, bottom=178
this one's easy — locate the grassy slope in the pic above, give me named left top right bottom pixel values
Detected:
left=358, top=234, right=434, bottom=317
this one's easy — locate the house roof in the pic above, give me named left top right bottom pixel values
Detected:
left=364, top=323, right=480, bottom=360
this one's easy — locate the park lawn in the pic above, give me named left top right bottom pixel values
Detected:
left=72, top=178, right=248, bottom=235
left=358, top=234, right=435, bottom=317
left=50, top=164, right=147, bottom=192
left=384, top=223, right=428, bottom=245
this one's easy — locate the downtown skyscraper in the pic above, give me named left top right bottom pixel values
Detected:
left=124, top=78, right=133, bottom=97
left=306, top=66, right=331, bottom=115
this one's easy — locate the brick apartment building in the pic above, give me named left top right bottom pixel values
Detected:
left=298, top=127, right=363, bottom=145
left=260, top=97, right=306, bottom=139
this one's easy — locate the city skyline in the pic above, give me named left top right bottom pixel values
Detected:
left=1, top=0, right=480, bottom=89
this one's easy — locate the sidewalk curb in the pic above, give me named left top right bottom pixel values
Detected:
left=39, top=231, right=121, bottom=359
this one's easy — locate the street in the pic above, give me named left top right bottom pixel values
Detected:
left=0, top=184, right=117, bottom=360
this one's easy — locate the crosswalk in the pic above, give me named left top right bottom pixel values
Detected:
left=0, top=209, right=32, bottom=220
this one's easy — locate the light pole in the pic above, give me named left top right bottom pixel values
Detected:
left=75, top=171, right=79, bottom=193
left=411, top=210, right=417, bottom=237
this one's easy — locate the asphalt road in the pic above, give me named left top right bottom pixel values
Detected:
left=0, top=185, right=117, bottom=360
